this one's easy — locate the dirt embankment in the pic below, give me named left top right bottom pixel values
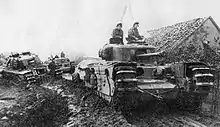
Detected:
left=0, top=79, right=69, bottom=127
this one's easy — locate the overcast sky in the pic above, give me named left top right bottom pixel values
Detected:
left=0, top=0, right=219, bottom=60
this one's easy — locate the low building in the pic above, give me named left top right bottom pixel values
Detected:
left=145, top=16, right=220, bottom=65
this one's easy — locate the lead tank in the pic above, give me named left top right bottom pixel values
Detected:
left=99, top=41, right=214, bottom=109
left=1, top=52, right=47, bottom=85
left=99, top=42, right=179, bottom=102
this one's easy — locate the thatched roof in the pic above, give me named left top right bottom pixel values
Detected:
left=145, top=17, right=220, bottom=65
left=145, top=17, right=207, bottom=51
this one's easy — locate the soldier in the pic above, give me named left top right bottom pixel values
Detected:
left=112, top=22, right=123, bottom=39
left=69, top=63, right=75, bottom=74
left=48, top=59, right=56, bottom=77
left=80, top=68, right=97, bottom=106
left=128, top=22, right=145, bottom=42
left=60, top=51, right=65, bottom=58
left=54, top=55, right=59, bottom=59
left=90, top=68, right=98, bottom=90
left=110, top=22, right=124, bottom=44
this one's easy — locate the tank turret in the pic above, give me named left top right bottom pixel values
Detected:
left=99, top=43, right=157, bottom=62
left=6, top=52, right=43, bottom=70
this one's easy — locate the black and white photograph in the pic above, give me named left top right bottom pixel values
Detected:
left=0, top=0, right=220, bottom=126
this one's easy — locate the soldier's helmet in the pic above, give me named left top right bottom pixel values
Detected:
left=116, top=22, right=122, bottom=27
left=133, top=21, right=139, bottom=26
left=90, top=68, right=95, bottom=73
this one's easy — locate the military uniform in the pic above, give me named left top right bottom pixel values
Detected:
left=112, top=28, right=123, bottom=39
left=128, top=27, right=143, bottom=41
left=110, top=28, right=124, bottom=44
left=48, top=61, right=56, bottom=76
left=60, top=52, right=65, bottom=58
left=90, top=72, right=97, bottom=90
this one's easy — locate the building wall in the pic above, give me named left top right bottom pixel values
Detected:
left=201, top=18, right=220, bottom=52
left=166, top=18, right=220, bottom=65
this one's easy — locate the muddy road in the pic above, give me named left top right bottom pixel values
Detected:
left=0, top=78, right=69, bottom=127
left=0, top=75, right=219, bottom=127
left=50, top=77, right=220, bottom=127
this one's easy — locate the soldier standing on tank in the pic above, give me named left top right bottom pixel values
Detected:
left=128, top=22, right=145, bottom=43
left=111, top=23, right=124, bottom=44
left=48, top=59, right=56, bottom=77
left=90, top=68, right=98, bottom=90
left=60, top=51, right=65, bottom=58
left=54, top=55, right=59, bottom=59
left=80, top=68, right=98, bottom=107
left=112, top=23, right=123, bottom=39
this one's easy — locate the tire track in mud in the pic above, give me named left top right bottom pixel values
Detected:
left=0, top=77, right=69, bottom=126
left=0, top=79, right=23, bottom=111
left=43, top=78, right=132, bottom=127
left=128, top=112, right=210, bottom=127
left=126, top=102, right=219, bottom=127
left=59, top=75, right=220, bottom=126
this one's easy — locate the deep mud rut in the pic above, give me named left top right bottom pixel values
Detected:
left=126, top=106, right=218, bottom=127
left=0, top=78, right=69, bottom=127
left=120, top=96, right=220, bottom=127
left=0, top=76, right=219, bottom=127
left=0, top=83, right=19, bottom=110
left=46, top=77, right=220, bottom=127
left=44, top=79, right=132, bottom=127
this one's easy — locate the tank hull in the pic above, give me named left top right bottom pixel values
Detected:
left=1, top=52, right=48, bottom=85
left=135, top=64, right=180, bottom=102
left=75, top=59, right=180, bottom=110
left=2, top=69, right=36, bottom=85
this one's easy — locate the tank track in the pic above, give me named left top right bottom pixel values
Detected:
left=110, top=62, right=138, bottom=111
left=2, top=70, right=36, bottom=85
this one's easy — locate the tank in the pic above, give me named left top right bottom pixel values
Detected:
left=71, top=40, right=177, bottom=111
left=47, top=57, right=75, bottom=77
left=1, top=52, right=47, bottom=85
left=99, top=42, right=179, bottom=102
left=53, top=57, right=71, bottom=73
left=74, top=37, right=214, bottom=110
